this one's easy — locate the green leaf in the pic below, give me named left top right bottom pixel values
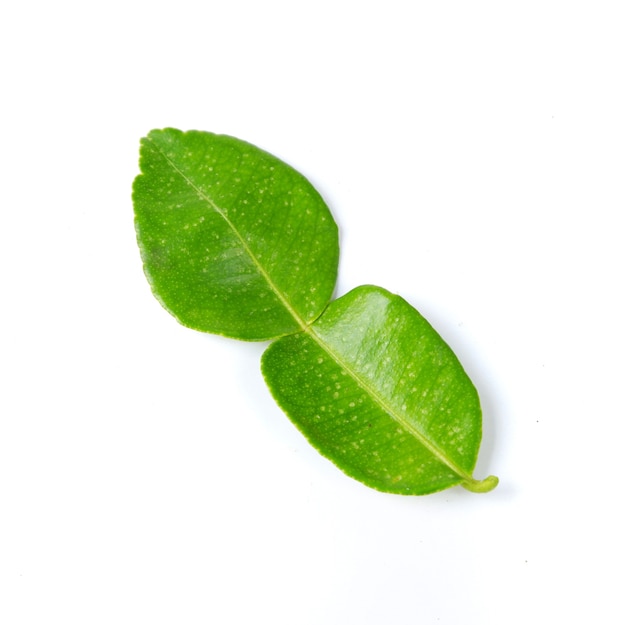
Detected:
left=132, top=128, right=497, bottom=495
left=261, top=285, right=498, bottom=495
left=133, top=129, right=339, bottom=340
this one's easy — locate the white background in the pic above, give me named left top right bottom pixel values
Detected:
left=2, top=2, right=625, bottom=623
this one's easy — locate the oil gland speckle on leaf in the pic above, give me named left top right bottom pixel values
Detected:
left=133, top=128, right=498, bottom=495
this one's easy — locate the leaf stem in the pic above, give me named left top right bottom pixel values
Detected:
left=460, top=475, right=499, bottom=493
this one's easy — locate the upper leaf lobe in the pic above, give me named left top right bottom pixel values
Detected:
left=133, top=129, right=339, bottom=340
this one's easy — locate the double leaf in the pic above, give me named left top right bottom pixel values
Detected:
left=133, top=129, right=497, bottom=495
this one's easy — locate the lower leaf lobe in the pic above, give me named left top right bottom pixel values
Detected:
left=262, top=285, right=487, bottom=495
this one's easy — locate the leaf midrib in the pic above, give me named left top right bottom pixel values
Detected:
left=306, top=324, right=476, bottom=485
left=147, top=136, right=309, bottom=333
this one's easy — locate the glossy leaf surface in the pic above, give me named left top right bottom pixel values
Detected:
left=133, top=129, right=497, bottom=495
left=262, top=285, right=498, bottom=495
left=133, top=129, right=339, bottom=340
